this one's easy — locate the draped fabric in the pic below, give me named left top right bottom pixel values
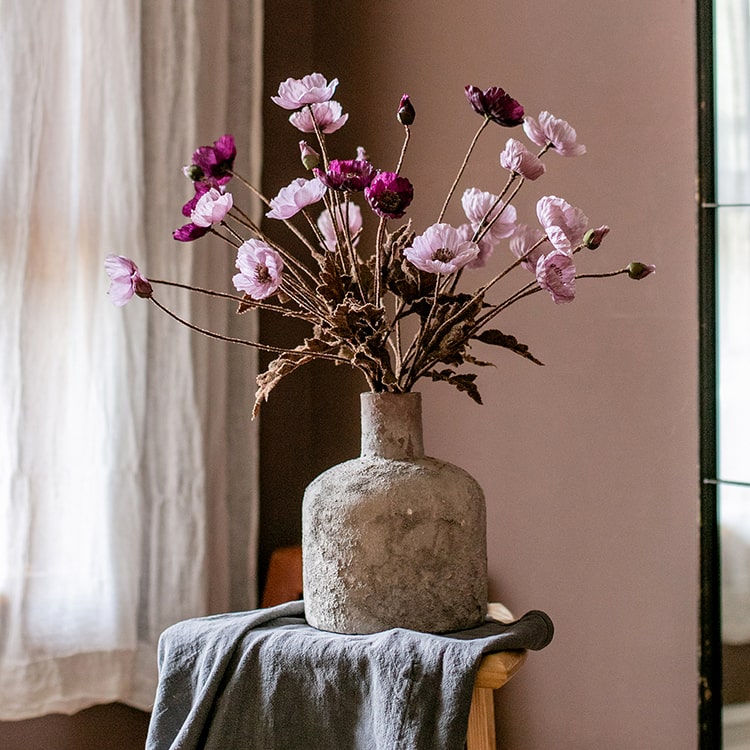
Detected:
left=0, top=0, right=262, bottom=718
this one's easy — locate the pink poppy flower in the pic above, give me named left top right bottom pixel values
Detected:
left=190, top=188, right=233, bottom=227
left=523, top=111, right=586, bottom=157
left=500, top=138, right=546, bottom=180
left=105, top=255, right=153, bottom=306
left=536, top=249, right=576, bottom=304
left=181, top=181, right=211, bottom=217
left=271, top=73, right=338, bottom=110
left=403, top=223, right=480, bottom=275
left=289, top=101, right=349, bottom=134
left=233, top=240, right=284, bottom=299
left=509, top=224, right=547, bottom=272
left=461, top=187, right=517, bottom=243
left=456, top=223, right=496, bottom=269
left=317, top=204, right=363, bottom=251
left=364, top=172, right=414, bottom=219
left=536, top=195, right=588, bottom=253
left=266, top=177, right=327, bottom=220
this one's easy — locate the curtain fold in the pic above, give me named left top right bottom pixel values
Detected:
left=0, top=0, right=262, bottom=718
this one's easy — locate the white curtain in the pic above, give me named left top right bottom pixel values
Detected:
left=0, top=0, right=262, bottom=718
left=716, top=0, right=750, bottom=645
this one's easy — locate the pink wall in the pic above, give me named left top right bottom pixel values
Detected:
left=283, top=1, right=699, bottom=747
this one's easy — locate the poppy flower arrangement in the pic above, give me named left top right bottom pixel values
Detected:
left=106, top=73, right=654, bottom=413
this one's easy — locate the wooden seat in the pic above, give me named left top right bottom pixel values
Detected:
left=262, top=547, right=526, bottom=749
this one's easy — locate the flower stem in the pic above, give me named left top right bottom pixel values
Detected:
left=437, top=118, right=490, bottom=222
left=148, top=296, right=348, bottom=362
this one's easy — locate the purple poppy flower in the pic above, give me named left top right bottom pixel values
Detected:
left=500, top=138, right=546, bottom=180
left=266, top=177, right=327, bottom=220
left=536, top=195, right=588, bottom=253
left=173, top=222, right=211, bottom=242
left=189, top=134, right=236, bottom=186
left=105, top=255, right=153, bottom=306
left=465, top=85, right=524, bottom=127
left=317, top=204, right=363, bottom=251
left=364, top=172, right=414, bottom=219
left=536, top=249, right=576, bottom=304
left=271, top=73, right=338, bottom=110
left=403, top=223, right=480, bottom=275
left=233, top=240, right=284, bottom=299
left=523, top=111, right=586, bottom=157
left=190, top=188, right=233, bottom=227
left=289, top=101, right=349, bottom=134
left=314, top=159, right=377, bottom=192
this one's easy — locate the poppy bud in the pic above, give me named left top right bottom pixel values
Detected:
left=299, top=141, right=320, bottom=170
left=627, top=262, right=656, bottom=280
left=583, top=225, right=610, bottom=249
left=397, top=94, right=415, bottom=126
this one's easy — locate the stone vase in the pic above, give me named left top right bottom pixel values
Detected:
left=302, top=391, right=488, bottom=634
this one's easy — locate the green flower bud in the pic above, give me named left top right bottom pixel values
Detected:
left=627, top=262, right=656, bottom=280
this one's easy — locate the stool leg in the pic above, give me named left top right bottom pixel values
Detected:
left=466, top=686, right=496, bottom=750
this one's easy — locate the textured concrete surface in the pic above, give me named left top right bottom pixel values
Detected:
left=303, top=393, right=488, bottom=634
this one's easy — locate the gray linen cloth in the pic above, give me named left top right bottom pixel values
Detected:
left=146, top=600, right=553, bottom=750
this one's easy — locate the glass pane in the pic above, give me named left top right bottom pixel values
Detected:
left=717, top=207, right=750, bottom=484
left=716, top=0, right=750, bottom=205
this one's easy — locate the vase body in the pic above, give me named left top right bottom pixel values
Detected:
left=302, top=391, right=488, bottom=634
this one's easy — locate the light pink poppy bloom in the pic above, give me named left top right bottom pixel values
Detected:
left=266, top=177, right=327, bottom=220
left=271, top=73, right=339, bottom=110
left=456, top=223, right=496, bottom=269
left=105, top=255, right=152, bottom=306
left=499, top=138, right=546, bottom=180
left=536, top=249, right=576, bottom=304
left=509, top=223, right=547, bottom=272
left=536, top=195, right=588, bottom=253
left=461, top=187, right=517, bottom=243
left=523, top=111, right=586, bottom=157
left=317, top=203, right=363, bottom=251
left=289, top=101, right=349, bottom=134
left=233, top=240, right=284, bottom=300
left=403, top=223, right=480, bottom=275
left=190, top=187, right=233, bottom=227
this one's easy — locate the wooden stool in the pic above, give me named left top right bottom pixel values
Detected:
left=467, top=603, right=527, bottom=750
left=262, top=547, right=526, bottom=749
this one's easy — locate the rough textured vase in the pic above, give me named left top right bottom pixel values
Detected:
left=302, top=391, right=488, bottom=634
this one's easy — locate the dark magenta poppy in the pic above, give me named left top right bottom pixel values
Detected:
left=465, top=85, right=524, bottom=127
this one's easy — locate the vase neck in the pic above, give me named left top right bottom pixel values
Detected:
left=360, top=392, right=424, bottom=459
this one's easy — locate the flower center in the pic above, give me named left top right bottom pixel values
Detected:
left=432, top=247, right=455, bottom=263
left=377, top=190, right=401, bottom=212
left=255, top=263, right=272, bottom=284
